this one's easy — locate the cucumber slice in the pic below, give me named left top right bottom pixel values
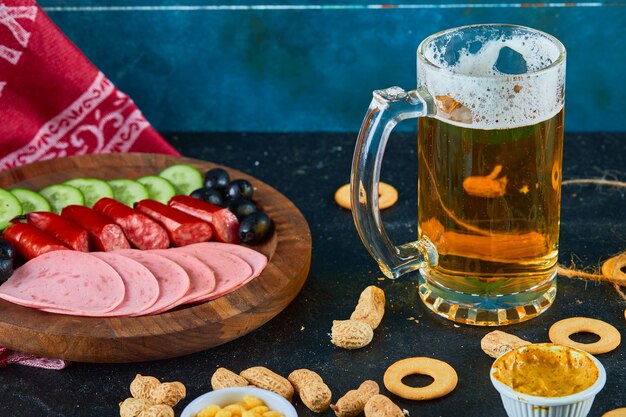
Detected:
left=64, top=178, right=114, bottom=207
left=10, top=188, right=51, bottom=214
left=108, top=179, right=150, bottom=207
left=0, top=189, right=22, bottom=230
left=159, top=164, right=203, bottom=195
left=38, top=184, right=85, bottom=214
left=137, top=175, right=177, bottom=204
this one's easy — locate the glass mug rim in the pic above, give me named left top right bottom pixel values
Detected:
left=417, top=23, right=566, bottom=80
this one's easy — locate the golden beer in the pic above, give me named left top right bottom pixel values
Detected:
left=418, top=109, right=564, bottom=301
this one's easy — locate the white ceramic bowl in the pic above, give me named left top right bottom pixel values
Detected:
left=490, top=344, right=606, bottom=417
left=181, top=386, right=298, bottom=417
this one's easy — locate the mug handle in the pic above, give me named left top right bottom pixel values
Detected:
left=351, top=86, right=439, bottom=279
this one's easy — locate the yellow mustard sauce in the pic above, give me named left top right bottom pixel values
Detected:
left=493, top=344, right=598, bottom=397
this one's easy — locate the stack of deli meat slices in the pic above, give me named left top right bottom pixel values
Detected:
left=0, top=242, right=268, bottom=317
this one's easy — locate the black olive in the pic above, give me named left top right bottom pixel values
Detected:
left=190, top=187, right=224, bottom=206
left=226, top=198, right=257, bottom=220
left=0, top=239, right=14, bottom=283
left=225, top=179, right=254, bottom=200
left=0, top=238, right=13, bottom=260
left=239, top=212, right=273, bottom=244
left=0, top=259, right=12, bottom=283
left=204, top=168, right=230, bottom=190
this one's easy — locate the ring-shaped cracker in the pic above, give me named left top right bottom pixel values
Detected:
left=548, top=317, right=621, bottom=355
left=334, top=182, right=398, bottom=210
left=603, top=408, right=626, bottom=417
left=383, top=357, right=458, bottom=401
left=601, top=253, right=626, bottom=281
left=601, top=254, right=626, bottom=321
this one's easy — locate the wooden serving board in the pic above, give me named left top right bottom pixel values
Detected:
left=0, top=153, right=312, bottom=363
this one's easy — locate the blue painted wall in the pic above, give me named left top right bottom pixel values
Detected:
left=39, top=1, right=626, bottom=132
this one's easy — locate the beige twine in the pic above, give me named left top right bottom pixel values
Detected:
left=559, top=178, right=626, bottom=300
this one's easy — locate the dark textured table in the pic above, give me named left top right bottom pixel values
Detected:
left=1, top=132, right=624, bottom=417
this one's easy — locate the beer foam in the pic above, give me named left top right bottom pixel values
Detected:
left=418, top=30, right=565, bottom=130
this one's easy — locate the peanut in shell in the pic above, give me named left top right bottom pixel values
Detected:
left=148, top=381, right=186, bottom=407
left=288, top=369, right=332, bottom=412
left=120, top=398, right=155, bottom=417
left=137, top=404, right=175, bottom=417
left=481, top=330, right=531, bottom=358
left=211, top=367, right=249, bottom=390
left=331, top=380, right=379, bottom=417
left=130, top=375, right=161, bottom=400
left=363, top=394, right=404, bottom=417
left=331, top=319, right=374, bottom=349
left=350, top=286, right=385, bottom=329
left=240, top=366, right=294, bottom=401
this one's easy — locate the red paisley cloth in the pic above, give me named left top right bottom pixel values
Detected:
left=0, top=346, right=68, bottom=369
left=0, top=0, right=179, bottom=368
left=0, top=0, right=179, bottom=172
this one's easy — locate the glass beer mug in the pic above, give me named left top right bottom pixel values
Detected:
left=351, top=24, right=566, bottom=326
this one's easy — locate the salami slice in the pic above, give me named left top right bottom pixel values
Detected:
left=0, top=251, right=125, bottom=314
left=177, top=246, right=253, bottom=302
left=93, top=198, right=170, bottom=250
left=150, top=250, right=216, bottom=306
left=61, top=205, right=131, bottom=252
left=169, top=195, right=240, bottom=243
left=134, top=200, right=212, bottom=246
left=114, top=250, right=190, bottom=315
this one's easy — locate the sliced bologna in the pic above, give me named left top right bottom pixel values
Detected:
left=0, top=250, right=125, bottom=314
left=150, top=249, right=216, bottom=306
left=114, top=249, right=190, bottom=315
left=184, top=242, right=267, bottom=281
left=86, top=252, right=160, bottom=316
left=177, top=245, right=253, bottom=302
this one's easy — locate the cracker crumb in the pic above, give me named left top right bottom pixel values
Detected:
left=300, top=326, right=305, bottom=331
left=453, top=324, right=460, bottom=328
left=403, top=409, right=410, bottom=416
left=407, top=316, right=415, bottom=321
left=377, top=277, right=385, bottom=281
left=414, top=319, right=420, bottom=324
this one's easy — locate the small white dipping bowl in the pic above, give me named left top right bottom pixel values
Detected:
left=490, top=343, right=606, bottom=417
left=181, top=387, right=298, bottom=417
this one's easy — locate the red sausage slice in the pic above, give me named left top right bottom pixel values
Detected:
left=150, top=249, right=216, bottom=306
left=0, top=251, right=125, bottom=314
left=176, top=246, right=252, bottom=302
left=93, top=198, right=170, bottom=250
left=61, top=205, right=131, bottom=252
left=168, top=195, right=240, bottom=244
left=24, top=211, right=90, bottom=252
left=114, top=249, right=190, bottom=315
left=135, top=200, right=213, bottom=247
left=2, top=223, right=68, bottom=260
